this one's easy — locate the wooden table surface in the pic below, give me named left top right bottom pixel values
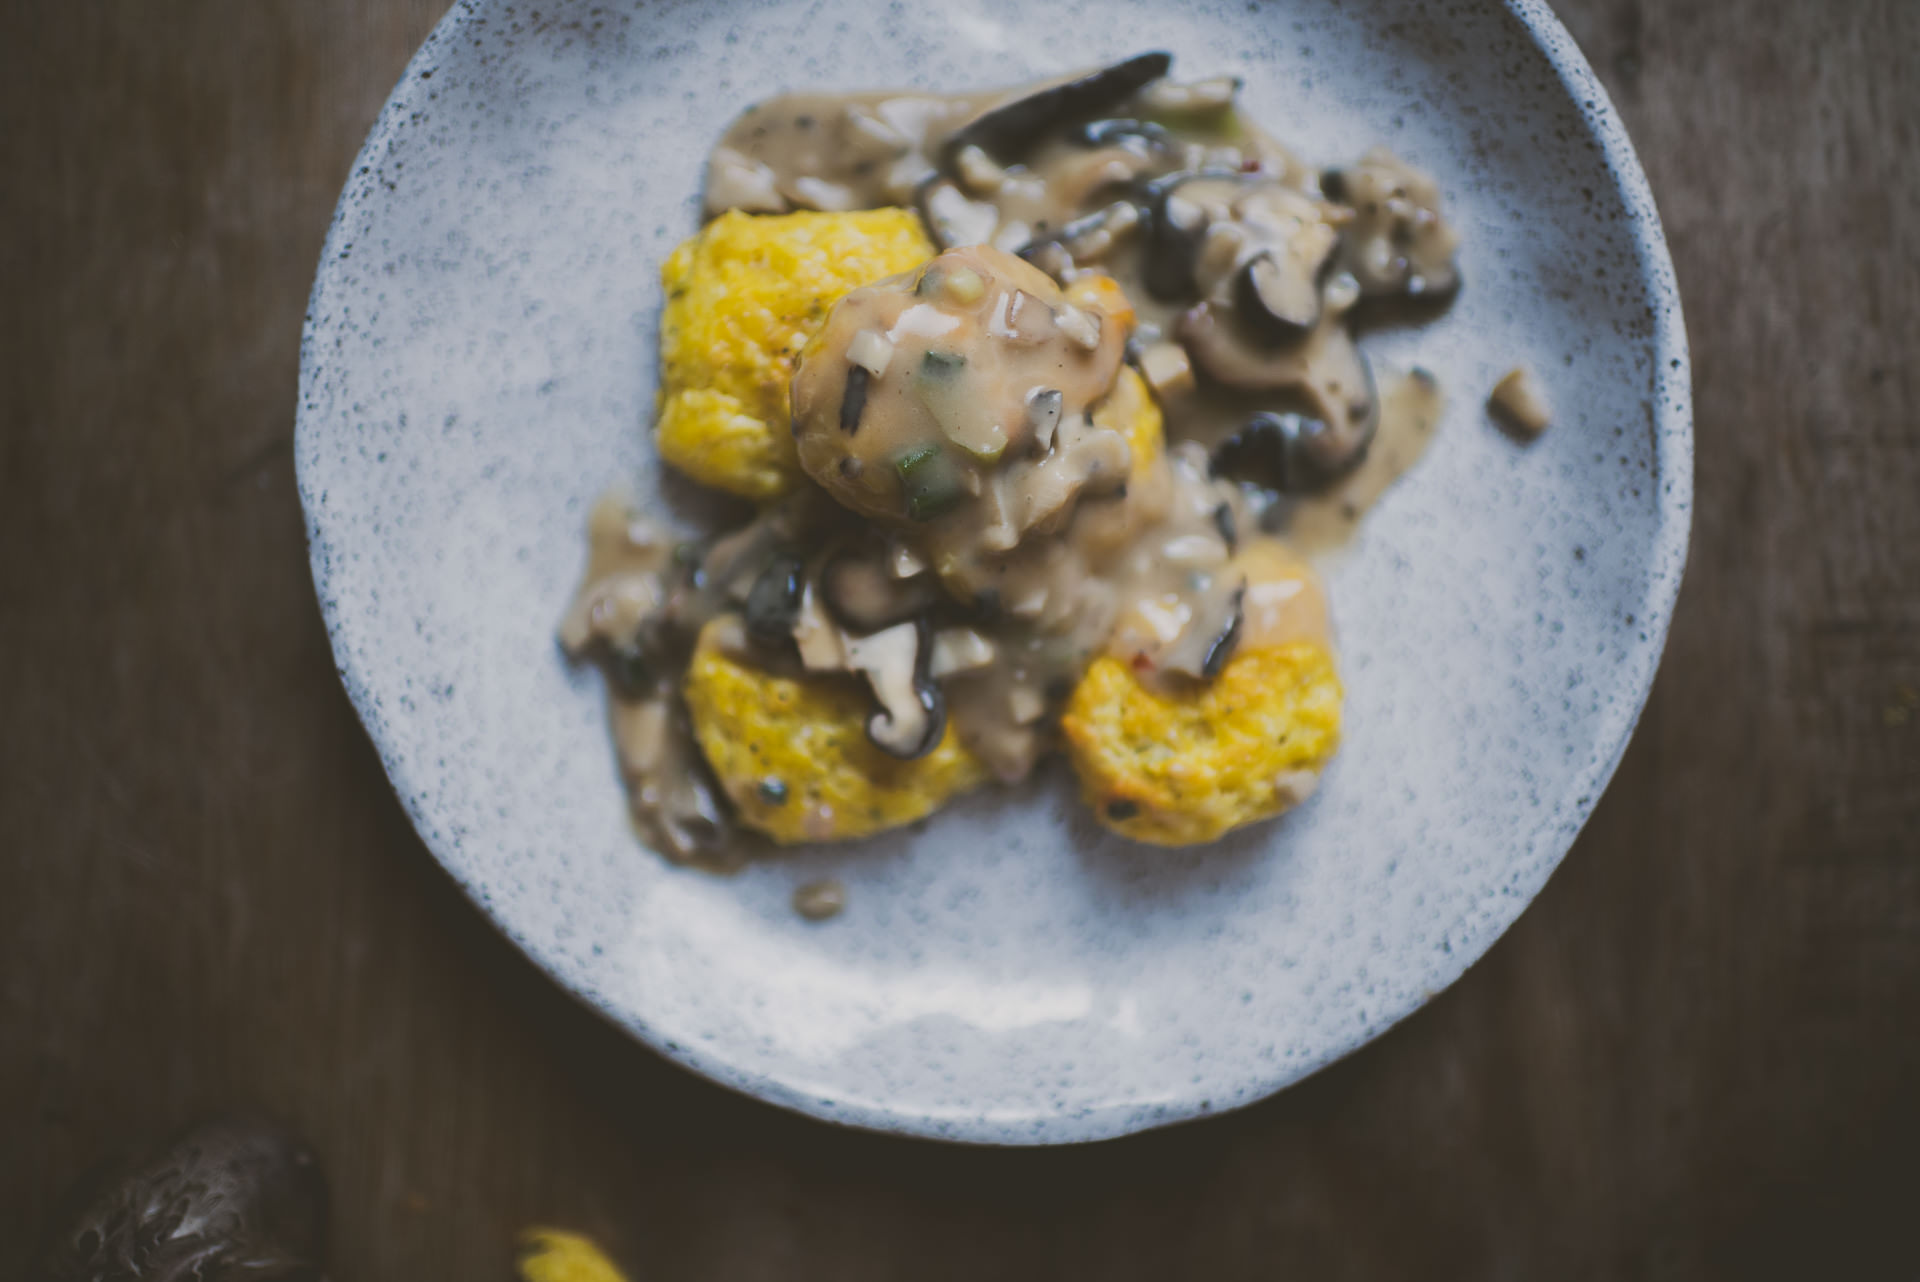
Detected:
left=4, top=2, right=1916, bottom=1277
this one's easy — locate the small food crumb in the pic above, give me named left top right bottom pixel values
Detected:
left=1489, top=365, right=1552, bottom=435
left=793, top=878, right=847, bottom=921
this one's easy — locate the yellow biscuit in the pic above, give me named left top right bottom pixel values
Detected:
left=683, top=620, right=986, bottom=844
left=1062, top=642, right=1343, bottom=845
left=656, top=208, right=935, bottom=500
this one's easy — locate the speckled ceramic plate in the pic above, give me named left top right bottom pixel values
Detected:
left=297, top=0, right=1690, bottom=1143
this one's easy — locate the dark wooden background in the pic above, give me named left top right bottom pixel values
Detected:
left=4, top=2, right=1916, bottom=1277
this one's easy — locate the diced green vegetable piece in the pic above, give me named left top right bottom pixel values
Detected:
left=1140, top=102, right=1248, bottom=143
left=916, top=349, right=1005, bottom=462
left=920, top=349, right=966, bottom=378
left=895, top=444, right=966, bottom=521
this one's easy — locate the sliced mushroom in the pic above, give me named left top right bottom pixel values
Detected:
left=1017, top=237, right=1076, bottom=282
left=1140, top=169, right=1246, bottom=300
left=1013, top=199, right=1144, bottom=275
left=604, top=624, right=673, bottom=697
left=790, top=581, right=848, bottom=672
left=743, top=553, right=805, bottom=647
left=945, top=52, right=1173, bottom=161
left=1159, top=582, right=1246, bottom=679
left=1178, top=303, right=1379, bottom=485
left=1210, top=408, right=1374, bottom=494
left=1049, top=146, right=1163, bottom=209
left=822, top=546, right=937, bottom=632
left=557, top=496, right=675, bottom=657
left=1057, top=200, right=1142, bottom=262
left=1175, top=299, right=1287, bottom=388
left=1213, top=501, right=1238, bottom=550
left=613, top=694, right=732, bottom=860
left=1235, top=228, right=1336, bottom=344
left=1322, top=147, right=1462, bottom=302
left=1203, top=587, right=1246, bottom=677
left=845, top=617, right=946, bottom=759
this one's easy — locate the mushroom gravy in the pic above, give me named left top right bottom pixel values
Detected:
left=563, top=55, right=1461, bottom=861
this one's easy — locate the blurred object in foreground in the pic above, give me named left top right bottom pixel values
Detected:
left=518, top=1229, right=633, bottom=1282
left=28, top=1115, right=328, bottom=1281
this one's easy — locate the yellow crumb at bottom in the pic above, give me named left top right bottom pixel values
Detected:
left=516, top=1229, right=630, bottom=1282
left=683, top=622, right=986, bottom=844
left=656, top=208, right=935, bottom=500
left=1062, top=642, right=1344, bottom=846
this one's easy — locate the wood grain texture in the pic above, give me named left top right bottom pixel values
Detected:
left=1, top=1, right=1915, bottom=1277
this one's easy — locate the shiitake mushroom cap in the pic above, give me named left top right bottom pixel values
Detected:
left=944, top=52, right=1173, bottom=162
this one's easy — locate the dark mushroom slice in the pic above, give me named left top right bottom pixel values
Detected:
left=1139, top=169, right=1248, bottom=301
left=1298, top=320, right=1380, bottom=466
left=1015, top=200, right=1144, bottom=273
left=1207, top=384, right=1379, bottom=494
left=1234, top=236, right=1336, bottom=344
left=605, top=616, right=678, bottom=697
left=821, top=546, right=937, bottom=632
left=30, top=1115, right=328, bottom=1282
left=1178, top=302, right=1379, bottom=486
left=1202, top=587, right=1247, bottom=678
left=654, top=757, right=732, bottom=859
left=612, top=693, right=735, bottom=861
left=1321, top=150, right=1462, bottom=302
left=1159, top=581, right=1247, bottom=680
left=1213, top=501, right=1238, bottom=550
left=845, top=616, right=946, bottom=760
left=743, top=553, right=806, bottom=648
left=1016, top=237, right=1075, bottom=283
left=1198, top=337, right=1382, bottom=495
left=1211, top=412, right=1333, bottom=493
left=944, top=52, right=1173, bottom=162
left=1056, top=199, right=1143, bottom=262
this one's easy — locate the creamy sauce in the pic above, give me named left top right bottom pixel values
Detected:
left=566, top=57, right=1463, bottom=863
left=1284, top=368, right=1446, bottom=553
left=711, top=66, right=1456, bottom=514
left=559, top=495, right=736, bottom=864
